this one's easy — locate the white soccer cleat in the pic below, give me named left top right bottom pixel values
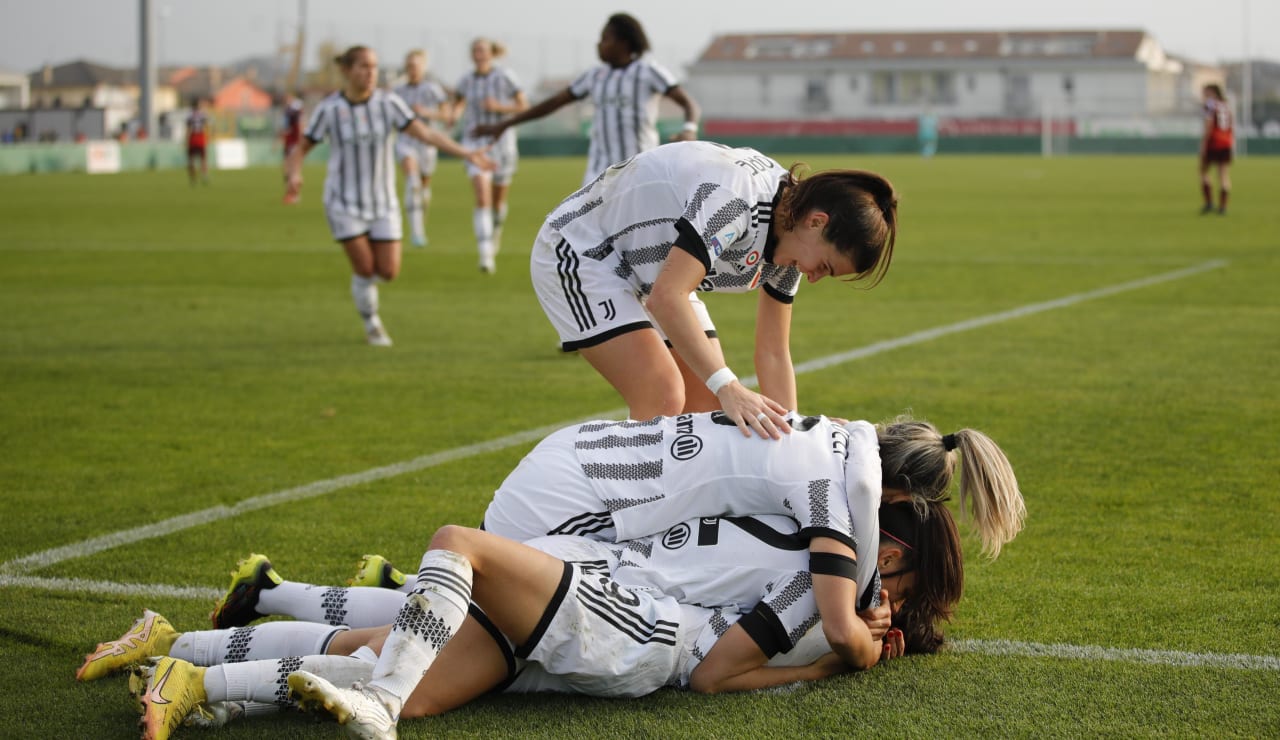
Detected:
left=478, top=255, right=496, bottom=274
left=288, top=670, right=397, bottom=740
left=366, top=325, right=393, bottom=347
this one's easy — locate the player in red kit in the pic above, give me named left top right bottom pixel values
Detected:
left=185, top=98, right=210, bottom=186
left=280, top=94, right=304, bottom=203
left=1199, top=83, right=1233, bottom=215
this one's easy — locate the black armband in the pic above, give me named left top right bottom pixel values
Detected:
left=809, top=551, right=858, bottom=580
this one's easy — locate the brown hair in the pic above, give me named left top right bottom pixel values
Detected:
left=890, top=501, right=965, bottom=654
left=604, top=13, right=650, bottom=56
left=775, top=166, right=898, bottom=287
left=1203, top=83, right=1225, bottom=101
left=334, top=46, right=372, bottom=69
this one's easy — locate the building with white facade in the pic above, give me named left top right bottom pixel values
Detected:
left=685, top=29, right=1221, bottom=136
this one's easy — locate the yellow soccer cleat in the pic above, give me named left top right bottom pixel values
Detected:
left=76, top=609, right=178, bottom=682
left=209, top=553, right=282, bottom=629
left=138, top=657, right=207, bottom=740
left=348, top=555, right=407, bottom=590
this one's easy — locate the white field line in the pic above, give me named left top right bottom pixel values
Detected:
left=951, top=639, right=1280, bottom=672
left=0, top=259, right=1227, bottom=582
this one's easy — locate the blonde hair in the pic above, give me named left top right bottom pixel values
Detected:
left=877, top=414, right=1025, bottom=558
left=406, top=49, right=428, bottom=63
left=472, top=37, right=507, bottom=59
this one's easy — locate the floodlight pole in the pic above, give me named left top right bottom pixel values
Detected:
left=139, top=0, right=156, bottom=137
left=1240, top=0, right=1251, bottom=157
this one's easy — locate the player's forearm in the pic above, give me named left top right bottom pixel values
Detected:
left=648, top=290, right=724, bottom=383
left=692, top=660, right=842, bottom=694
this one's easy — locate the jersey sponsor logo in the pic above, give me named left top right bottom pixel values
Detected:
left=670, top=434, right=703, bottom=461
left=661, top=522, right=692, bottom=550
left=671, top=414, right=702, bottom=460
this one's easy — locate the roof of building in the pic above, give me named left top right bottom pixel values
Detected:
left=29, top=59, right=135, bottom=88
left=695, top=29, right=1151, bottom=64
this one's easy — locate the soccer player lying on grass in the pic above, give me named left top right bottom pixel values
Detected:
left=80, top=506, right=941, bottom=740
left=204, top=413, right=1019, bottom=656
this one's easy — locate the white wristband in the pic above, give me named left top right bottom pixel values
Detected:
left=705, top=367, right=737, bottom=395
left=681, top=121, right=699, bottom=133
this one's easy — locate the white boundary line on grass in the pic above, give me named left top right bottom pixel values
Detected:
left=0, top=258, right=1227, bottom=581
left=951, top=639, right=1280, bottom=672
left=7, top=258, right=1276, bottom=673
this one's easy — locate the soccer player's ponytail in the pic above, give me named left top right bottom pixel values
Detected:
left=877, top=415, right=1026, bottom=558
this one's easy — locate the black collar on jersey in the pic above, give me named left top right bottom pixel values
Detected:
left=761, top=179, right=786, bottom=264
left=340, top=91, right=372, bottom=106
left=880, top=501, right=920, bottom=551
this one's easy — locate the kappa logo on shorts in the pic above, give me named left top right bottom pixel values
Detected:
left=670, top=434, right=703, bottom=461
left=662, top=522, right=692, bottom=550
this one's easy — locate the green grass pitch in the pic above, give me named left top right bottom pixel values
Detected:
left=1, top=151, right=1278, bottom=737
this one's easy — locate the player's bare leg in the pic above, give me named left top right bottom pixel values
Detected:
left=579, top=328, right=686, bottom=419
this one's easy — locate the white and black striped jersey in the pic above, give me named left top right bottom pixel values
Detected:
left=567, top=57, right=680, bottom=182
left=614, top=515, right=840, bottom=685
left=303, top=90, right=416, bottom=219
left=393, top=79, right=449, bottom=129
left=573, top=413, right=873, bottom=556
left=614, top=513, right=881, bottom=615
left=547, top=141, right=803, bottom=304
left=455, top=66, right=523, bottom=146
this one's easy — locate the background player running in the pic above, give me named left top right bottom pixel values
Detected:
left=472, top=13, right=701, bottom=186
left=451, top=38, right=528, bottom=273
left=285, top=46, right=494, bottom=347
left=393, top=50, right=452, bottom=247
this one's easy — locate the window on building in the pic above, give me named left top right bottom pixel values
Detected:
left=804, top=76, right=830, bottom=113
left=869, top=71, right=955, bottom=105
left=861, top=40, right=876, bottom=53
left=964, top=40, right=978, bottom=53
left=870, top=72, right=895, bottom=104
left=932, top=40, right=946, bottom=53
left=892, top=41, right=907, bottom=53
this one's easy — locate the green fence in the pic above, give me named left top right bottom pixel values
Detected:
left=2, top=135, right=1276, bottom=175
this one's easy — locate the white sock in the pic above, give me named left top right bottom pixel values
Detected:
left=405, top=179, right=424, bottom=240
left=206, top=654, right=374, bottom=706
left=169, top=622, right=345, bottom=665
left=367, top=550, right=473, bottom=716
left=473, top=207, right=494, bottom=260
left=350, top=274, right=379, bottom=329
left=256, top=581, right=407, bottom=628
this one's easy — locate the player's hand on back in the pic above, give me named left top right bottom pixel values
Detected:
left=716, top=382, right=791, bottom=440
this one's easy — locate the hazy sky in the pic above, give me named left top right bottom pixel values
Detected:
left=2, top=0, right=1275, bottom=85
